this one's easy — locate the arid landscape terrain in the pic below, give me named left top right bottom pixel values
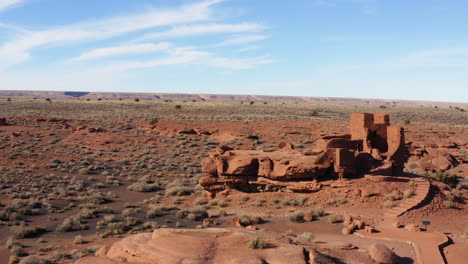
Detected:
left=0, top=97, right=467, bottom=264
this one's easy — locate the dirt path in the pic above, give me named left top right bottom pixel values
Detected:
left=358, top=177, right=452, bottom=264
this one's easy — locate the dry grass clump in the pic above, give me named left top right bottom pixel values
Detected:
left=56, top=216, right=88, bottom=232
left=384, top=200, right=394, bottom=208
left=73, top=235, right=85, bottom=245
left=308, top=207, right=325, bottom=218
left=288, top=211, right=305, bottom=223
left=175, top=207, right=208, bottom=221
left=249, top=237, right=265, bottom=249
left=127, top=175, right=162, bottom=192
left=11, top=224, right=46, bottom=239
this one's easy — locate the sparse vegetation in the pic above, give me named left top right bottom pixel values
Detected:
left=249, top=237, right=265, bottom=249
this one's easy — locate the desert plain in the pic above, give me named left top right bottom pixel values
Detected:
left=0, top=97, right=467, bottom=264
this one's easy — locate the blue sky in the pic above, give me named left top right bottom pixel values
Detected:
left=0, top=0, right=467, bottom=102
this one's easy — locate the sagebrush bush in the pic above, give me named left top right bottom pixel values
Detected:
left=249, top=237, right=265, bottom=249
left=289, top=211, right=305, bottom=223
left=11, top=225, right=46, bottom=239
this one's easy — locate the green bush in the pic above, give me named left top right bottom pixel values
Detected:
left=429, top=172, right=460, bottom=188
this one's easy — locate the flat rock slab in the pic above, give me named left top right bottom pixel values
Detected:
left=76, top=228, right=321, bottom=264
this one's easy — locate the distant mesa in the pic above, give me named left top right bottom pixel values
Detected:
left=64, top=91, right=90, bottom=98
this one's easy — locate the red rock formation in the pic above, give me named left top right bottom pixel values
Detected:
left=200, top=113, right=406, bottom=194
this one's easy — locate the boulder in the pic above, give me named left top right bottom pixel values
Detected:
left=309, top=248, right=336, bottom=264
left=405, top=224, right=420, bottom=232
left=342, top=227, right=353, bottom=235
left=368, top=243, right=398, bottom=264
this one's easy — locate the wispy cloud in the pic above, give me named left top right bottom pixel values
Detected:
left=137, top=23, right=266, bottom=41
left=0, top=0, right=224, bottom=68
left=0, top=0, right=23, bottom=12
left=104, top=47, right=274, bottom=71
left=239, top=46, right=260, bottom=52
left=312, top=0, right=379, bottom=15
left=216, top=35, right=269, bottom=47
left=314, top=48, right=468, bottom=75
left=70, top=42, right=172, bottom=61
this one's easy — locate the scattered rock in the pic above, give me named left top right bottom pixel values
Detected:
left=405, top=224, right=420, bottom=232
left=364, top=226, right=375, bottom=233
left=309, top=248, right=336, bottom=264
left=342, top=227, right=353, bottom=235
left=368, top=243, right=398, bottom=264
left=392, top=221, right=403, bottom=228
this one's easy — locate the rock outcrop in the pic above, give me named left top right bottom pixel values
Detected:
left=200, top=113, right=406, bottom=194
left=75, top=228, right=329, bottom=264
left=0, top=118, right=7, bottom=126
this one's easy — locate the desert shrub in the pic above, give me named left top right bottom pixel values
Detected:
left=404, top=119, right=411, bottom=125
left=239, top=215, right=253, bottom=226
left=384, top=193, right=395, bottom=201
left=384, top=200, right=394, bottom=208
left=11, top=225, right=46, bottom=239
left=176, top=207, right=208, bottom=221
left=127, top=181, right=161, bottom=192
left=218, top=200, right=228, bottom=208
left=296, top=232, right=315, bottom=243
left=72, top=235, right=85, bottom=245
left=149, top=118, right=159, bottom=125
left=239, top=195, right=250, bottom=202
left=429, top=172, right=460, bottom=188
left=147, top=206, right=173, bottom=218
left=328, top=215, right=339, bottom=224
left=195, top=198, right=208, bottom=205
left=294, top=196, right=308, bottom=206
left=84, top=192, right=112, bottom=204
left=175, top=105, right=182, bottom=109
left=443, top=200, right=453, bottom=208
left=289, top=211, right=305, bottom=223
left=249, top=237, right=265, bottom=249
left=11, top=245, right=27, bottom=257
left=308, top=207, right=325, bottom=217
left=18, top=255, right=40, bottom=264
left=403, top=189, right=414, bottom=199
left=56, top=216, right=88, bottom=232
left=165, top=181, right=194, bottom=196
left=5, top=237, right=18, bottom=249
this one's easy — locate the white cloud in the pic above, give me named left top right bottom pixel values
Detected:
left=71, top=42, right=172, bottom=61
left=0, top=0, right=23, bottom=12
left=239, top=46, right=260, bottom=52
left=137, top=23, right=266, bottom=40
left=104, top=47, right=274, bottom=71
left=216, top=35, right=269, bottom=47
left=0, top=0, right=224, bottom=69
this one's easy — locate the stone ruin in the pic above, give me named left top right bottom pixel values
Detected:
left=199, top=113, right=406, bottom=194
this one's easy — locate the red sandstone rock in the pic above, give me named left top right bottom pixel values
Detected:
left=309, top=248, right=336, bottom=264
left=199, top=113, right=406, bottom=194
left=364, top=226, right=375, bottom=233
left=76, top=228, right=313, bottom=264
left=342, top=227, right=353, bottom=235
left=405, top=224, right=420, bottom=232
left=368, top=243, right=398, bottom=264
